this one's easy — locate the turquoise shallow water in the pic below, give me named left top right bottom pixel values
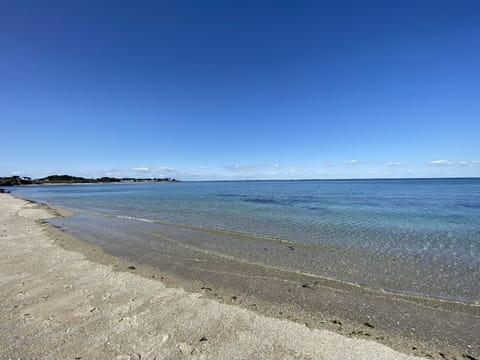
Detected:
left=12, top=178, right=480, bottom=302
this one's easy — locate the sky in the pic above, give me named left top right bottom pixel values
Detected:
left=1, top=0, right=479, bottom=180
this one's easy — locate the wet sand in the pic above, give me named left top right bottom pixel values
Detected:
left=1, top=193, right=478, bottom=359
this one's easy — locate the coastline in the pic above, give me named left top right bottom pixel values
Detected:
left=48, top=210, right=479, bottom=305
left=1, top=193, right=478, bottom=359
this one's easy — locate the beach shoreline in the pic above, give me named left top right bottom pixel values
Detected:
left=1, top=193, right=478, bottom=359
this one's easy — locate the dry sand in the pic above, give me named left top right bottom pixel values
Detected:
left=0, top=193, right=427, bottom=359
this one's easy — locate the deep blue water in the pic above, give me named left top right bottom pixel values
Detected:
left=11, top=179, right=480, bottom=302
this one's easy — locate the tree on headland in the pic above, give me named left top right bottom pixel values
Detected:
left=0, top=176, right=34, bottom=186
left=0, top=175, right=179, bottom=186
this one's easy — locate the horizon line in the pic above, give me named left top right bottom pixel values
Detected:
left=3, top=174, right=480, bottom=183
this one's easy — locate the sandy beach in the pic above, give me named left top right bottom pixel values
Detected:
left=0, top=193, right=477, bottom=359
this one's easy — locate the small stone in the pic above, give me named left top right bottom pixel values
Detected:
left=177, top=343, right=193, bottom=354
left=130, top=353, right=141, bottom=360
left=161, top=334, right=170, bottom=343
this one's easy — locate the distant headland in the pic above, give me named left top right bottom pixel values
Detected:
left=0, top=175, right=179, bottom=186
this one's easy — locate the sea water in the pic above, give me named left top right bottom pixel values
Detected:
left=12, top=178, right=480, bottom=303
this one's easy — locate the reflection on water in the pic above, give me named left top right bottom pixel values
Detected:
left=13, top=178, right=480, bottom=303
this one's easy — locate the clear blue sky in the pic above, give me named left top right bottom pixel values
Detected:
left=1, top=0, right=479, bottom=180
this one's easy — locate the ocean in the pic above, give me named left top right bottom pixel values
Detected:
left=11, top=178, right=480, bottom=303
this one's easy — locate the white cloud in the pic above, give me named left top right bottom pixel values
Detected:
left=459, top=161, right=468, bottom=166
left=325, top=162, right=334, bottom=167
left=227, top=163, right=269, bottom=173
left=159, top=166, right=176, bottom=172
left=386, top=162, right=405, bottom=166
left=344, top=160, right=360, bottom=165
left=430, top=160, right=454, bottom=166
left=133, top=167, right=151, bottom=172
left=274, top=163, right=280, bottom=169
left=472, top=160, right=479, bottom=165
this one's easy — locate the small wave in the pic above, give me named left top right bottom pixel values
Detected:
left=242, top=197, right=291, bottom=206
left=460, top=203, right=480, bottom=209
